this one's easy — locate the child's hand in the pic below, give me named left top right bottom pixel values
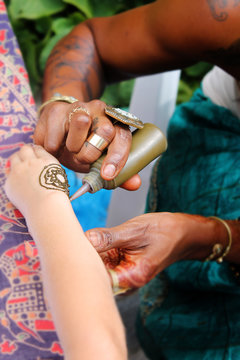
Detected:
left=4, top=145, right=70, bottom=218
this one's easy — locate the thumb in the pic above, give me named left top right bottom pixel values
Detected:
left=86, top=215, right=149, bottom=252
left=85, top=224, right=129, bottom=252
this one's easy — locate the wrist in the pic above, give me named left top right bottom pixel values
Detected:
left=176, top=214, right=222, bottom=262
left=25, top=190, right=70, bottom=228
left=224, top=219, right=240, bottom=263
left=181, top=215, right=240, bottom=264
left=38, top=94, right=78, bottom=117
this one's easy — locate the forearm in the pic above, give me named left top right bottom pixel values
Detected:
left=43, top=0, right=240, bottom=103
left=42, top=22, right=106, bottom=102
left=42, top=1, right=198, bottom=102
left=26, top=194, right=127, bottom=360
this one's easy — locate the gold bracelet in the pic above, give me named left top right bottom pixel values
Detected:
left=205, top=216, right=232, bottom=263
left=37, top=94, right=78, bottom=117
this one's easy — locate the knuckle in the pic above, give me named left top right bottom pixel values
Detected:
left=79, top=152, right=96, bottom=164
left=44, top=141, right=58, bottom=154
left=103, top=232, right=113, bottom=248
left=87, top=230, right=113, bottom=250
left=66, top=142, right=76, bottom=153
left=47, top=104, right=62, bottom=118
left=14, top=163, right=24, bottom=175
left=108, top=152, right=124, bottom=165
left=72, top=154, right=82, bottom=165
left=71, top=113, right=91, bottom=128
left=118, top=127, right=132, bottom=141
left=89, top=99, right=106, bottom=111
left=99, top=123, right=115, bottom=140
left=72, top=100, right=83, bottom=106
left=71, top=156, right=90, bottom=172
left=79, top=154, right=88, bottom=163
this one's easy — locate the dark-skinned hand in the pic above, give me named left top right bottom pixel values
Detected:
left=34, top=99, right=141, bottom=191
left=85, top=213, right=204, bottom=291
left=85, top=212, right=223, bottom=291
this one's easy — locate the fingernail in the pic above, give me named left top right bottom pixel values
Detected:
left=88, top=231, right=101, bottom=248
left=103, top=164, right=116, bottom=178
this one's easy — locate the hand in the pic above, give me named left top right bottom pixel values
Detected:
left=34, top=99, right=141, bottom=190
left=85, top=213, right=199, bottom=290
left=4, top=144, right=69, bottom=218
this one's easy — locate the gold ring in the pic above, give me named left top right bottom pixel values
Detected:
left=86, top=133, right=108, bottom=152
left=68, top=106, right=90, bottom=123
left=108, top=269, right=130, bottom=296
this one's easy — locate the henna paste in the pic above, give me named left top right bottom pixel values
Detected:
left=39, top=164, right=70, bottom=196
left=102, top=248, right=155, bottom=289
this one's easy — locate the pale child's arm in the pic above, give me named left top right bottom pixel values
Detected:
left=4, top=144, right=127, bottom=360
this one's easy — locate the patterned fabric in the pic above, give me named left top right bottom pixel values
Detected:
left=0, top=3, right=64, bottom=358
left=137, top=88, right=240, bottom=359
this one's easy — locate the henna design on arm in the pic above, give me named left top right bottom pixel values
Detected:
left=39, top=164, right=70, bottom=196
left=206, top=0, right=240, bottom=21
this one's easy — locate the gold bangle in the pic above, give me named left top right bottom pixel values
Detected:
left=205, top=216, right=232, bottom=263
left=37, top=94, right=78, bottom=117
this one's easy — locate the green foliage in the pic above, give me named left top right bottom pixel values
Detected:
left=101, top=80, right=135, bottom=108
left=177, top=62, right=213, bottom=104
left=9, top=0, right=66, bottom=19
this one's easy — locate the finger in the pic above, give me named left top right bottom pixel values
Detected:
left=73, top=115, right=115, bottom=164
left=86, top=225, right=130, bottom=253
left=18, top=144, right=36, bottom=161
left=66, top=105, right=91, bottom=153
left=120, top=174, right=142, bottom=191
left=33, top=115, right=46, bottom=146
left=43, top=103, right=69, bottom=154
left=85, top=218, right=145, bottom=252
left=58, top=147, right=90, bottom=173
left=100, top=124, right=132, bottom=180
left=32, top=144, right=59, bottom=162
left=86, top=227, right=116, bottom=252
left=9, top=151, right=21, bottom=167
